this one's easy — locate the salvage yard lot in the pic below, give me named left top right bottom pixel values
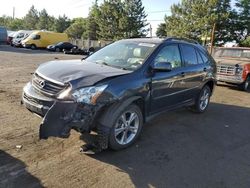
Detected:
left=0, top=45, right=250, bottom=188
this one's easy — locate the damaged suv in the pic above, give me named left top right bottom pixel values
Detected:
left=22, top=37, right=216, bottom=152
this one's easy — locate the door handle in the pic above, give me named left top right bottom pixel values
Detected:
left=180, top=72, right=185, bottom=77
left=173, top=72, right=185, bottom=79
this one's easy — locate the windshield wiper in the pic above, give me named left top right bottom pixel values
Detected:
left=95, top=60, right=109, bottom=66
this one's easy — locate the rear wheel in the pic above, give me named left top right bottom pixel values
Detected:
left=190, top=85, right=211, bottom=113
left=109, top=104, right=143, bottom=150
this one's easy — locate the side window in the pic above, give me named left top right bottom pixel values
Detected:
left=199, top=51, right=209, bottom=64
left=196, top=50, right=204, bottom=64
left=153, top=45, right=182, bottom=69
left=34, top=35, right=41, bottom=40
left=180, top=44, right=198, bottom=66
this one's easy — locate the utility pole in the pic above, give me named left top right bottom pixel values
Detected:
left=13, top=7, right=15, bottom=19
left=210, top=23, right=216, bottom=54
left=149, top=24, right=152, bottom=38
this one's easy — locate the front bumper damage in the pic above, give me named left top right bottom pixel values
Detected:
left=22, top=83, right=105, bottom=139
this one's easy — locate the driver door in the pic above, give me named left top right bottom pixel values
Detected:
left=150, top=44, right=188, bottom=114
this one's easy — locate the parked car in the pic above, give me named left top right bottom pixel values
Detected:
left=47, top=42, right=77, bottom=52
left=22, top=31, right=69, bottom=49
left=213, top=47, right=250, bottom=92
left=63, top=46, right=96, bottom=55
left=12, top=33, right=31, bottom=47
left=11, top=30, right=33, bottom=46
left=0, top=26, right=7, bottom=44
left=21, top=37, right=216, bottom=153
left=7, top=31, right=16, bottom=45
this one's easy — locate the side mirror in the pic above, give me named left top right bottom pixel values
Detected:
left=152, top=62, right=172, bottom=72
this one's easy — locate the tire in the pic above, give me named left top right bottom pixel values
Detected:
left=55, top=47, right=60, bottom=52
left=108, top=104, right=143, bottom=150
left=30, top=44, right=36, bottom=50
left=190, top=85, right=211, bottom=113
left=240, top=75, right=250, bottom=92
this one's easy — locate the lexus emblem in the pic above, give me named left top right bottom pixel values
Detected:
left=38, top=80, right=45, bottom=88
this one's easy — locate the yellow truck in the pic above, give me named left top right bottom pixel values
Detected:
left=22, top=31, right=69, bottom=49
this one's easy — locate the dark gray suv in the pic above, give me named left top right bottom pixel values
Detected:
left=22, top=37, right=216, bottom=153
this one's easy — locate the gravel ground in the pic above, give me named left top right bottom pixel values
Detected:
left=0, top=45, right=250, bottom=188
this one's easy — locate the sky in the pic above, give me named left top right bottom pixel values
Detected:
left=0, top=0, right=180, bottom=36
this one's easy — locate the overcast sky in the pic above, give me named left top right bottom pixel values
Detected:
left=0, top=0, right=236, bottom=36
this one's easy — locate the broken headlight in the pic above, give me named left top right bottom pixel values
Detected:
left=72, top=85, right=108, bottom=105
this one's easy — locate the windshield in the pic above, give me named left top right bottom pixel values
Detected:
left=214, top=48, right=250, bottom=59
left=57, top=42, right=63, bottom=45
left=28, top=34, right=40, bottom=40
left=85, top=41, right=156, bottom=70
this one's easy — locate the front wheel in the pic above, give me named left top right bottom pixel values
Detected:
left=30, top=44, right=36, bottom=50
left=240, top=75, right=250, bottom=92
left=190, top=85, right=211, bottom=113
left=109, top=104, right=143, bottom=150
left=55, top=47, right=61, bottom=52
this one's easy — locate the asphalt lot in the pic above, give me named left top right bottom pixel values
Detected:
left=0, top=45, right=250, bottom=188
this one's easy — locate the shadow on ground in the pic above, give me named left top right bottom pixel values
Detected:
left=0, top=45, right=60, bottom=55
left=0, top=150, right=43, bottom=188
left=88, top=102, right=250, bottom=188
left=216, top=82, right=244, bottom=91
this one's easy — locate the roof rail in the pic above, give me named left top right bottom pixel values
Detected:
left=164, top=37, right=200, bottom=45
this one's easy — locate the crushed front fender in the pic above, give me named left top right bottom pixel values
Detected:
left=39, top=101, right=78, bottom=139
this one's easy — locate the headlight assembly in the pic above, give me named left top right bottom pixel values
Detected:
left=57, top=87, right=72, bottom=99
left=72, top=85, right=108, bottom=105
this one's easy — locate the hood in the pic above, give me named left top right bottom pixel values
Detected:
left=215, top=57, right=250, bottom=66
left=36, top=59, right=130, bottom=86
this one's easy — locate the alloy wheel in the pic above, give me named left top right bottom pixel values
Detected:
left=114, top=111, right=139, bottom=145
left=199, top=88, right=210, bottom=111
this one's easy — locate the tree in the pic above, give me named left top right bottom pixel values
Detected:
left=165, top=0, right=231, bottom=44
left=123, top=0, right=148, bottom=37
left=96, top=0, right=148, bottom=40
left=86, top=2, right=100, bottom=40
left=97, top=0, right=124, bottom=40
left=23, top=5, right=39, bottom=30
left=65, top=18, right=87, bottom=39
left=240, top=36, right=250, bottom=47
left=235, top=0, right=250, bottom=39
left=53, top=15, right=71, bottom=33
left=156, top=23, right=167, bottom=37
left=37, top=9, right=50, bottom=30
left=8, top=18, right=25, bottom=30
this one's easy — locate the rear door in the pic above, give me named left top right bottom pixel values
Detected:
left=179, top=44, right=208, bottom=100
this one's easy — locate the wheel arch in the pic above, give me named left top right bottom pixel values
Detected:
left=204, top=80, right=215, bottom=94
left=98, top=96, right=145, bottom=128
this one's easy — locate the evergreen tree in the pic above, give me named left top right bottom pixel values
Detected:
left=53, top=15, right=71, bottom=33
left=23, top=5, right=39, bottom=30
left=97, top=0, right=124, bottom=40
left=65, top=18, right=87, bottom=39
left=123, top=0, right=148, bottom=37
left=235, top=0, right=250, bottom=39
left=156, top=23, right=167, bottom=37
left=37, top=9, right=50, bottom=30
left=87, top=2, right=100, bottom=40
left=165, top=0, right=231, bottom=44
left=96, top=0, right=148, bottom=40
